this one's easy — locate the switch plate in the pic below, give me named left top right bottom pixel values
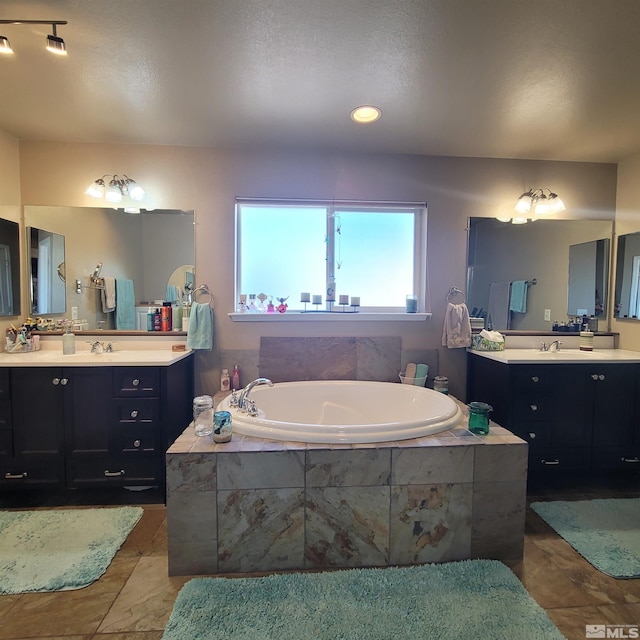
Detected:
left=544, top=308, right=551, bottom=322
left=71, top=306, right=78, bottom=320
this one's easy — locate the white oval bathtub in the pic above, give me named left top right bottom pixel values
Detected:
left=217, top=380, right=463, bottom=444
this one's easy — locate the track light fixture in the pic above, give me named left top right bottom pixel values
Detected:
left=85, top=175, right=147, bottom=214
left=0, top=19, right=68, bottom=56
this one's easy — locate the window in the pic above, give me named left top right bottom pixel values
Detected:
left=235, top=199, right=427, bottom=312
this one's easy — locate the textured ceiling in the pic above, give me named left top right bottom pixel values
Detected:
left=1, top=0, right=639, bottom=162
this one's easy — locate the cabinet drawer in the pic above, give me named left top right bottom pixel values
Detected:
left=0, top=460, right=64, bottom=486
left=113, top=368, right=160, bottom=398
left=510, top=422, right=549, bottom=450
left=114, top=426, right=158, bottom=455
left=69, top=458, right=160, bottom=486
left=512, top=366, right=552, bottom=392
left=512, top=396, right=552, bottom=421
left=0, top=369, right=9, bottom=398
left=114, top=399, right=160, bottom=425
left=529, top=448, right=591, bottom=473
left=592, top=447, right=640, bottom=471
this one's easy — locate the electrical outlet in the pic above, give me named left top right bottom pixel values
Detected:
left=544, top=308, right=551, bottom=322
left=71, top=306, right=78, bottom=320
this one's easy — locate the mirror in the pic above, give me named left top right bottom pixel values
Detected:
left=467, top=218, right=613, bottom=331
left=167, top=264, right=195, bottom=301
left=24, top=206, right=195, bottom=330
left=28, top=227, right=66, bottom=315
left=613, top=231, right=640, bottom=319
left=567, top=239, right=609, bottom=317
left=0, top=217, right=21, bottom=316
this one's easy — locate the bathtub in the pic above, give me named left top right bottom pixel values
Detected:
left=217, top=380, right=463, bottom=443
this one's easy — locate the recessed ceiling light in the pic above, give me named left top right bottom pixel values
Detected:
left=350, top=105, right=382, bottom=124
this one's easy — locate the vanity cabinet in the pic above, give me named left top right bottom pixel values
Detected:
left=467, top=355, right=639, bottom=478
left=0, top=355, right=193, bottom=491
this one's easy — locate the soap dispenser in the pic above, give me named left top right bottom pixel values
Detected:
left=62, top=321, right=75, bottom=355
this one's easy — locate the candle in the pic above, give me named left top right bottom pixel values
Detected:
left=350, top=296, right=360, bottom=306
left=300, top=292, right=311, bottom=303
left=312, top=295, right=322, bottom=305
left=339, top=294, right=349, bottom=305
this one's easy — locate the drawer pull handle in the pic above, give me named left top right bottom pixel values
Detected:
left=52, top=377, right=60, bottom=385
left=591, top=373, right=599, bottom=380
left=541, top=459, right=560, bottom=465
left=130, top=410, right=139, bottom=418
left=530, top=404, right=538, bottom=411
left=104, top=469, right=125, bottom=477
left=5, top=472, right=27, bottom=479
left=60, top=378, right=68, bottom=386
left=621, top=457, right=640, bottom=463
left=132, top=379, right=140, bottom=387
left=133, top=439, right=141, bottom=448
left=599, top=374, right=605, bottom=381
left=528, top=432, right=536, bottom=439
left=531, top=376, right=539, bottom=383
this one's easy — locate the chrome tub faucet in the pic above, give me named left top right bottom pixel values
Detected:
left=238, top=377, right=274, bottom=411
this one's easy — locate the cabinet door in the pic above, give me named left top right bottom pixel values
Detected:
left=590, top=364, right=635, bottom=447
left=9, top=367, right=65, bottom=486
left=548, top=365, right=593, bottom=447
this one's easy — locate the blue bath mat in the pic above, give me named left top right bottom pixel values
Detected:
left=162, top=559, right=565, bottom=639
left=531, top=498, right=640, bottom=578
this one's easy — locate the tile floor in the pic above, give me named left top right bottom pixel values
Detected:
left=0, top=475, right=639, bottom=640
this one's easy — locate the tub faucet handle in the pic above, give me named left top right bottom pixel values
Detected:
left=229, top=391, right=240, bottom=407
left=246, top=399, right=258, bottom=416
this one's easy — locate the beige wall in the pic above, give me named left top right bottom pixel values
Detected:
left=17, top=141, right=618, bottom=397
left=612, top=151, right=640, bottom=349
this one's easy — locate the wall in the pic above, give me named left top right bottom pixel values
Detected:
left=612, top=151, right=640, bottom=350
left=18, top=140, right=618, bottom=399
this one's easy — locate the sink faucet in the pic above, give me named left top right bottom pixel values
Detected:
left=238, top=377, right=274, bottom=411
left=548, top=340, right=563, bottom=352
left=88, top=340, right=113, bottom=353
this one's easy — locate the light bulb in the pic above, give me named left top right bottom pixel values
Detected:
left=514, top=195, right=532, bottom=214
left=105, top=181, right=123, bottom=203
left=85, top=180, right=105, bottom=199
left=128, top=183, right=145, bottom=201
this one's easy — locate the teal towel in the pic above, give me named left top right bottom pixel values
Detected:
left=166, top=284, right=181, bottom=303
left=415, top=364, right=429, bottom=386
left=509, top=280, right=528, bottom=313
left=115, top=279, right=136, bottom=330
left=187, top=302, right=213, bottom=351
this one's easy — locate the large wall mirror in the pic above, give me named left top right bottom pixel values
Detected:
left=613, top=231, right=640, bottom=319
left=25, top=206, right=195, bottom=330
left=467, top=218, right=613, bottom=331
left=0, top=217, right=21, bottom=316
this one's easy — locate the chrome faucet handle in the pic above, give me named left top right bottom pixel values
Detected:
left=549, top=340, right=563, bottom=352
left=229, top=391, right=240, bottom=407
left=105, top=342, right=113, bottom=352
left=539, top=342, right=548, bottom=352
left=246, top=399, right=258, bottom=416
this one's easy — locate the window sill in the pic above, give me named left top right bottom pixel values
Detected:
left=228, top=312, right=432, bottom=322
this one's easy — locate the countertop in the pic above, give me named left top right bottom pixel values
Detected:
left=468, top=348, right=640, bottom=364
left=0, top=347, right=193, bottom=367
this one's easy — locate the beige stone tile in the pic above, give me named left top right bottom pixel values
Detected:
left=94, top=633, right=164, bottom=640
left=119, top=506, right=167, bottom=557
left=391, top=446, right=474, bottom=484
left=97, top=557, right=189, bottom=634
left=306, top=449, right=391, bottom=487
left=545, top=605, right=604, bottom=640
left=217, top=450, right=305, bottom=489
left=146, top=515, right=168, bottom=557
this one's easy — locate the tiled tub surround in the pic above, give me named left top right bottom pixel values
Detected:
left=166, top=405, right=527, bottom=576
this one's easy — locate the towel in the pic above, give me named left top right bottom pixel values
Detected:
left=115, top=278, right=136, bottom=330
left=442, top=302, right=472, bottom=348
left=101, top=276, right=116, bottom=313
left=487, top=281, right=511, bottom=330
left=166, top=284, right=181, bottom=303
left=187, top=301, right=213, bottom=351
left=509, top=280, right=528, bottom=313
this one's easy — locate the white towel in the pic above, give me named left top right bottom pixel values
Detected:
left=101, top=276, right=116, bottom=313
left=442, top=302, right=472, bottom=348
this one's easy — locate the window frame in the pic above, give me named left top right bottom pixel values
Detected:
left=234, top=198, right=428, bottom=314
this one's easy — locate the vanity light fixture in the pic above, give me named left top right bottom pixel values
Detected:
left=0, top=20, right=68, bottom=56
left=515, top=188, right=565, bottom=216
left=85, top=174, right=147, bottom=213
left=350, top=105, right=382, bottom=124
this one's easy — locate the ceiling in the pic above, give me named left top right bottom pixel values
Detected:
left=2, top=0, right=640, bottom=163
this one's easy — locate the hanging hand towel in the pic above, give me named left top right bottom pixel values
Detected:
left=101, top=276, right=116, bottom=313
left=509, top=280, right=528, bottom=313
left=166, top=284, right=181, bottom=303
left=442, top=302, right=472, bottom=348
left=187, top=301, right=213, bottom=351
left=115, top=279, right=136, bottom=330
left=487, top=281, right=511, bottom=330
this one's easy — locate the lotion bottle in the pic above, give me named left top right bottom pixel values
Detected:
left=220, top=368, right=230, bottom=392
left=62, top=321, right=76, bottom=355
left=231, top=365, right=241, bottom=391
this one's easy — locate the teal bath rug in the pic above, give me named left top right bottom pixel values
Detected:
left=0, top=506, right=143, bottom=593
left=531, top=498, right=640, bottom=578
left=162, top=559, right=565, bottom=640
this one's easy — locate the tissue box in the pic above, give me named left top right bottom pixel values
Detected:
left=471, top=335, right=505, bottom=351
